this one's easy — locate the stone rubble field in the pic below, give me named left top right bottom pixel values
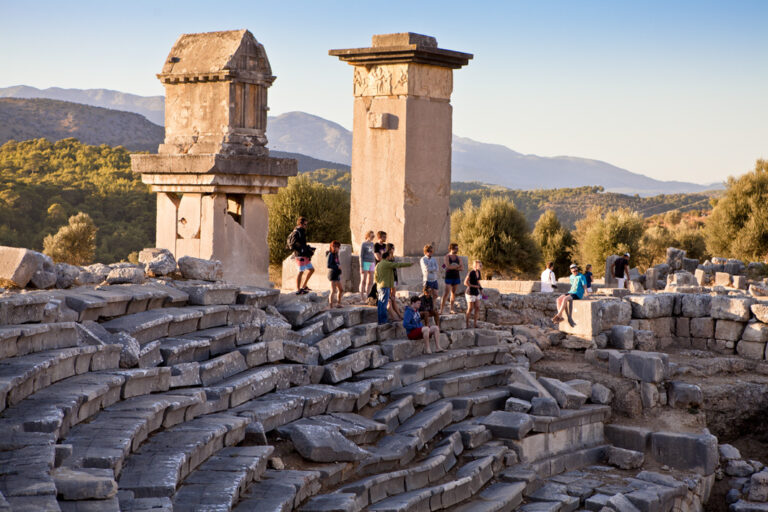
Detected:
left=0, top=247, right=767, bottom=510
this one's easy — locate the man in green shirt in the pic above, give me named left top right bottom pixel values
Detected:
left=374, top=251, right=413, bottom=324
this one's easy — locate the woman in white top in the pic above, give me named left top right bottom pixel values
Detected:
left=540, top=261, right=557, bottom=293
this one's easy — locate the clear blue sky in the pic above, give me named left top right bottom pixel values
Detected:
left=1, top=0, right=766, bottom=185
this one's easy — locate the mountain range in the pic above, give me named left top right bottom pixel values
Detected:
left=0, top=85, right=721, bottom=195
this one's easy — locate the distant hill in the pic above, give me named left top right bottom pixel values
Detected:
left=270, top=150, right=349, bottom=173
left=0, top=85, right=165, bottom=125
left=0, top=98, right=164, bottom=151
left=0, top=85, right=723, bottom=195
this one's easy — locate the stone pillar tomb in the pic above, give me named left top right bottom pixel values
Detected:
left=330, top=33, right=472, bottom=256
left=132, top=30, right=296, bottom=286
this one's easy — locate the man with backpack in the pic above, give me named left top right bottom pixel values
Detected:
left=287, top=216, right=315, bottom=294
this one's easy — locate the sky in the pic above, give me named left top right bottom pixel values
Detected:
left=0, top=0, right=765, bottom=185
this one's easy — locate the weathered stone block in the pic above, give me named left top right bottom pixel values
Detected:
left=0, top=247, right=42, bottom=288
left=591, top=383, right=613, bottom=405
left=621, top=352, right=667, bottom=383
left=711, top=296, right=755, bottom=321
left=675, top=317, right=690, bottom=338
left=667, top=247, right=685, bottom=270
left=608, top=446, right=644, bottom=469
left=737, top=340, right=767, bottom=360
left=715, top=272, right=732, bottom=287
left=538, top=377, right=587, bottom=409
left=609, top=325, right=634, bottom=350
left=681, top=294, right=711, bottom=318
left=749, top=470, right=768, bottom=502
left=649, top=431, right=718, bottom=475
left=480, top=411, right=533, bottom=440
left=742, top=322, right=768, bottom=342
left=557, top=299, right=631, bottom=338
left=634, top=330, right=656, bottom=351
left=667, top=381, right=702, bottom=408
left=715, top=319, right=746, bottom=342
left=289, top=424, right=368, bottom=462
left=690, top=317, right=715, bottom=339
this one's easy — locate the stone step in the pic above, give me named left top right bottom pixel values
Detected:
left=450, top=481, right=527, bottom=512
left=0, top=372, right=126, bottom=440
left=236, top=286, right=280, bottom=308
left=0, top=321, right=78, bottom=361
left=321, top=347, right=377, bottom=384
left=235, top=469, right=322, bottom=511
left=0, top=292, right=52, bottom=325
left=304, top=433, right=464, bottom=511
left=0, top=344, right=121, bottom=412
left=366, top=453, right=498, bottom=511
left=101, top=310, right=175, bottom=345
left=169, top=281, right=240, bottom=306
left=389, top=365, right=516, bottom=407
left=281, top=411, right=388, bottom=446
left=172, top=445, right=273, bottom=511
left=117, top=413, right=248, bottom=498
left=62, top=390, right=207, bottom=476
left=0, top=431, right=58, bottom=508
left=177, top=325, right=239, bottom=356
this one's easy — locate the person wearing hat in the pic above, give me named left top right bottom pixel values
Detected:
left=552, top=263, right=589, bottom=324
left=612, top=253, right=630, bottom=289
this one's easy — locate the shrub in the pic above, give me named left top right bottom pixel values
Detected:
left=574, top=207, right=645, bottom=277
left=43, top=211, right=97, bottom=265
left=264, top=175, right=351, bottom=265
left=451, top=197, right=541, bottom=276
left=532, top=210, right=575, bottom=277
left=705, top=159, right=768, bottom=261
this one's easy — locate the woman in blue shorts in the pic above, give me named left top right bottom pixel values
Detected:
left=359, top=230, right=375, bottom=302
left=440, top=243, right=464, bottom=315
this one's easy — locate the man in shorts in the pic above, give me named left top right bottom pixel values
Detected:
left=612, top=253, right=630, bottom=289
left=552, top=264, right=589, bottom=324
left=403, top=296, right=442, bottom=353
left=288, top=217, right=314, bottom=294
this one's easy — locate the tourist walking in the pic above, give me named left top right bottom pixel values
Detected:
left=367, top=231, right=388, bottom=304
left=404, top=296, right=443, bottom=353
left=540, top=261, right=557, bottom=293
left=612, top=253, right=630, bottom=289
left=440, top=243, right=463, bottom=315
left=418, top=284, right=441, bottom=328
left=374, top=250, right=412, bottom=325
left=326, top=240, right=343, bottom=309
left=359, top=230, right=376, bottom=302
left=287, top=216, right=314, bottom=294
left=584, top=264, right=594, bottom=293
left=552, top=263, right=589, bottom=324
left=464, top=260, right=483, bottom=328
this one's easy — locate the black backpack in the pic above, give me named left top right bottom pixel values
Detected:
left=286, top=229, right=299, bottom=252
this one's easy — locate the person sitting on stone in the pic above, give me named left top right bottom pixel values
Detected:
left=540, top=261, right=557, bottom=293
left=404, top=295, right=443, bottom=353
left=552, top=263, right=589, bottom=324
left=374, top=250, right=412, bottom=325
left=418, top=283, right=440, bottom=328
left=326, top=240, right=343, bottom=309
left=288, top=216, right=314, bottom=295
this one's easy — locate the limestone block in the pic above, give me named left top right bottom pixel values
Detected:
left=682, top=257, right=699, bottom=273
left=628, top=280, right=644, bottom=293
left=737, top=340, right=767, bottom=360
left=557, top=299, right=631, bottom=338
left=289, top=424, right=368, bottom=462
left=649, top=317, right=675, bottom=338
left=178, top=256, right=223, bottom=281
left=480, top=411, right=533, bottom=440
left=695, top=268, right=712, bottom=286
left=733, top=275, right=748, bottom=290
left=504, top=397, right=532, bottom=413
left=106, top=266, right=145, bottom=285
left=649, top=431, right=718, bottom=475
left=667, top=381, right=702, bottom=408
left=626, top=294, right=675, bottom=319
left=711, top=296, right=755, bottom=321
left=0, top=246, right=42, bottom=288
left=752, top=304, right=768, bottom=323
left=715, top=272, right=733, bottom=287
left=640, top=382, right=658, bottom=408
left=605, top=493, right=642, bottom=512
left=608, top=446, right=644, bottom=470
left=750, top=283, right=768, bottom=298
left=591, top=383, right=613, bottom=405
left=742, top=322, right=768, bottom=342
left=715, top=320, right=746, bottom=342
left=56, top=263, right=82, bottom=288
left=139, top=248, right=177, bottom=276
left=749, top=470, right=768, bottom=502
left=52, top=467, right=117, bottom=500
left=609, top=325, right=634, bottom=349
left=530, top=396, right=560, bottom=416
left=565, top=379, right=592, bottom=397
left=667, top=271, right=697, bottom=287
left=538, top=377, right=587, bottom=409
left=690, top=317, right=715, bottom=338
left=645, top=268, right=660, bottom=290
left=675, top=317, right=690, bottom=338
left=621, top=352, right=668, bottom=383
left=666, top=247, right=686, bottom=270
left=605, top=255, right=622, bottom=287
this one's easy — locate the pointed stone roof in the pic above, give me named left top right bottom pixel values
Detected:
left=158, top=29, right=273, bottom=84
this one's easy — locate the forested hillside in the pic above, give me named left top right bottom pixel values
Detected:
left=0, top=98, right=164, bottom=151
left=0, top=138, right=154, bottom=262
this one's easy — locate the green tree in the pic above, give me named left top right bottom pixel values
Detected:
left=532, top=210, right=575, bottom=276
left=640, top=224, right=675, bottom=268
left=705, top=159, right=768, bottom=261
left=574, top=207, right=645, bottom=277
left=264, top=175, right=351, bottom=265
left=451, top=197, right=541, bottom=276
left=43, top=211, right=97, bottom=265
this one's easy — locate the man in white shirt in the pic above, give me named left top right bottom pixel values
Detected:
left=540, top=261, right=557, bottom=293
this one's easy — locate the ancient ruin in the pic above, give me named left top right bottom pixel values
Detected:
left=330, top=33, right=472, bottom=256
left=132, top=30, right=297, bottom=287
left=0, top=29, right=767, bottom=512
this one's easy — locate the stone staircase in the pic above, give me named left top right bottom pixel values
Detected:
left=0, top=282, right=722, bottom=511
